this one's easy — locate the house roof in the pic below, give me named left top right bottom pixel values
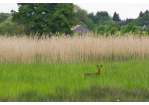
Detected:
left=71, top=25, right=81, bottom=30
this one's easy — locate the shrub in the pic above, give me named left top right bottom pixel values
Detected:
left=109, top=27, right=117, bottom=35
left=120, top=22, right=139, bottom=35
left=0, top=21, right=25, bottom=36
left=97, top=24, right=106, bottom=35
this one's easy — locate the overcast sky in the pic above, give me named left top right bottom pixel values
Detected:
left=75, top=3, right=149, bottom=20
left=0, top=0, right=149, bottom=20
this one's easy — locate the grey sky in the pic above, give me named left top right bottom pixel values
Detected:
left=0, top=3, right=18, bottom=13
left=75, top=3, right=149, bottom=20
left=0, top=1, right=149, bottom=20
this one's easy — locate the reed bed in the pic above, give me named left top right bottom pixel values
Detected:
left=0, top=33, right=149, bottom=63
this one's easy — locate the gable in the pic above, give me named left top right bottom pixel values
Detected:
left=71, top=25, right=90, bottom=34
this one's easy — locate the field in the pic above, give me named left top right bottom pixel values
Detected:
left=1, top=60, right=149, bottom=102
left=0, top=33, right=149, bottom=102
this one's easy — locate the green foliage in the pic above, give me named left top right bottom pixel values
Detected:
left=95, top=11, right=114, bottom=25
left=74, top=4, right=87, bottom=22
left=112, top=12, right=121, bottom=22
left=97, top=24, right=106, bottom=35
left=132, top=25, right=139, bottom=34
left=87, top=12, right=95, bottom=23
left=79, top=11, right=114, bottom=30
left=109, top=26, right=118, bottom=35
left=125, top=22, right=134, bottom=32
left=147, top=27, right=149, bottom=35
left=120, top=25, right=125, bottom=34
left=120, top=22, right=139, bottom=34
left=92, top=24, right=118, bottom=36
left=134, top=13, right=149, bottom=26
left=118, top=21, right=127, bottom=26
left=81, top=18, right=94, bottom=29
left=5, top=16, right=12, bottom=22
left=2, top=4, right=149, bottom=36
left=114, top=22, right=121, bottom=31
left=77, top=21, right=87, bottom=27
left=139, top=11, right=144, bottom=17
left=133, top=17, right=143, bottom=26
left=98, top=19, right=114, bottom=26
left=126, top=18, right=134, bottom=24
left=105, top=24, right=118, bottom=35
left=90, top=25, right=97, bottom=34
left=140, top=29, right=143, bottom=35
left=137, top=26, right=143, bottom=31
left=0, top=21, right=25, bottom=35
left=0, top=13, right=10, bottom=23
left=11, top=3, right=77, bottom=36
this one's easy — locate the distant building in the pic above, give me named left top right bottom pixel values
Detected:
left=71, top=25, right=90, bottom=34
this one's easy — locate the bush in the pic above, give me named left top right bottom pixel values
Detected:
left=0, top=21, right=25, bottom=35
left=109, top=27, right=118, bottom=35
left=120, top=22, right=139, bottom=35
left=97, top=24, right=106, bottom=35
left=132, top=25, right=139, bottom=34
left=0, top=13, right=10, bottom=23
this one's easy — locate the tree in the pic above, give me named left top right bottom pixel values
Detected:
left=94, top=11, right=114, bottom=25
left=144, top=10, right=149, bottom=14
left=126, top=18, right=134, bottom=24
left=142, top=13, right=149, bottom=25
left=139, top=11, right=144, bottom=17
left=11, top=3, right=77, bottom=36
left=124, top=22, right=134, bottom=32
left=134, top=13, right=149, bottom=26
left=0, top=13, right=10, bottom=23
left=114, top=22, right=121, bottom=31
left=133, top=17, right=143, bottom=26
left=112, top=12, right=121, bottom=22
left=74, top=4, right=87, bottom=22
left=87, top=12, right=95, bottom=24
left=81, top=18, right=94, bottom=29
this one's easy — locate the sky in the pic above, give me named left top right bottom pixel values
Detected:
left=0, top=0, right=149, bottom=20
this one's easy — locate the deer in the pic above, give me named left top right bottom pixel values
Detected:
left=84, top=65, right=102, bottom=76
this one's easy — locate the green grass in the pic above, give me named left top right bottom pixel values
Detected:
left=0, top=60, right=149, bottom=102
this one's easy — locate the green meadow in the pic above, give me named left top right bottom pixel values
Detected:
left=0, top=60, right=149, bottom=102
left=1, top=34, right=149, bottom=102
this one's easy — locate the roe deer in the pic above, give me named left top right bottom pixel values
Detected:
left=84, top=65, right=102, bottom=76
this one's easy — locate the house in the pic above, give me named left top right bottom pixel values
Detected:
left=71, top=25, right=90, bottom=34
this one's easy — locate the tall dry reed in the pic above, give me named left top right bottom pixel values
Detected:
left=0, top=33, right=149, bottom=63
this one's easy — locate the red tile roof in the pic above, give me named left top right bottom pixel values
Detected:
left=71, top=25, right=81, bottom=30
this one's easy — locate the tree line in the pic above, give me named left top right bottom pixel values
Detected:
left=0, top=3, right=149, bottom=36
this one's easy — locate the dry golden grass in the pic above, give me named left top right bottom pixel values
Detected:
left=0, top=32, right=149, bottom=63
